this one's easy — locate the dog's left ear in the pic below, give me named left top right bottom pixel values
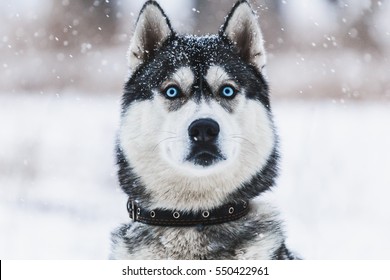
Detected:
left=220, top=0, right=266, bottom=73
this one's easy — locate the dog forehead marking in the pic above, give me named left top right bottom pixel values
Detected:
left=205, top=65, right=232, bottom=92
left=168, top=66, right=194, bottom=94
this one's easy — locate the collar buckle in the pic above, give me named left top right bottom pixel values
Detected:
left=127, top=198, right=136, bottom=221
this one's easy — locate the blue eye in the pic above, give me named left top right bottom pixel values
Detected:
left=220, top=86, right=236, bottom=98
left=164, top=86, right=180, bottom=99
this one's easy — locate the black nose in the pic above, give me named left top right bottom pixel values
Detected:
left=188, top=118, right=220, bottom=143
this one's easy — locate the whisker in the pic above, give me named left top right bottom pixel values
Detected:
left=158, top=130, right=177, bottom=135
left=230, top=135, right=257, bottom=148
left=124, top=133, right=143, bottom=141
left=152, top=136, right=180, bottom=152
left=123, top=131, right=176, bottom=141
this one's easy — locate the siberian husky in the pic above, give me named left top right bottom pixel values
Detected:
left=111, top=0, right=297, bottom=259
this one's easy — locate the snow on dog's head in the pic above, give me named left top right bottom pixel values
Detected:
left=117, top=0, right=278, bottom=211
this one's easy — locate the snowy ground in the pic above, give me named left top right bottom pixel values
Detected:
left=1, top=93, right=390, bottom=259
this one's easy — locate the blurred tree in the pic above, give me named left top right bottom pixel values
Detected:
left=342, top=0, right=382, bottom=53
left=320, top=0, right=382, bottom=53
left=193, top=0, right=237, bottom=34
left=47, top=0, right=119, bottom=49
left=252, top=0, right=285, bottom=52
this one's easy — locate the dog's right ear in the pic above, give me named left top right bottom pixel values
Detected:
left=127, top=1, right=173, bottom=72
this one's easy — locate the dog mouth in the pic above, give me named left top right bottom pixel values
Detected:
left=186, top=145, right=226, bottom=167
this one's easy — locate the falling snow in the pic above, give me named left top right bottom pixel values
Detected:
left=1, top=0, right=390, bottom=259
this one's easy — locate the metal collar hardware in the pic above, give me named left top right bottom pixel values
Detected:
left=126, top=198, right=250, bottom=227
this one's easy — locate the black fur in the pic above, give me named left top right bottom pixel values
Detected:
left=112, top=0, right=298, bottom=260
left=122, top=35, right=270, bottom=114
left=227, top=145, right=280, bottom=203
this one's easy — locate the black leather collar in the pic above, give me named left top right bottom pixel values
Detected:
left=127, top=198, right=249, bottom=227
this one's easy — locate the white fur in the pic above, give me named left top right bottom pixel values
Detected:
left=119, top=88, right=275, bottom=211
left=110, top=224, right=141, bottom=259
left=236, top=201, right=284, bottom=259
left=205, top=65, right=239, bottom=93
left=162, top=66, right=194, bottom=94
left=160, top=99, right=239, bottom=175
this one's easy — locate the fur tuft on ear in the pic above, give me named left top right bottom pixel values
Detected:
left=220, top=0, right=266, bottom=73
left=127, top=1, right=173, bottom=73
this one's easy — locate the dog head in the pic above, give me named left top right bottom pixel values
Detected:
left=117, top=0, right=278, bottom=211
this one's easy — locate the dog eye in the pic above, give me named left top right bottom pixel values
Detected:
left=220, top=85, right=237, bottom=99
left=164, top=86, right=181, bottom=99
